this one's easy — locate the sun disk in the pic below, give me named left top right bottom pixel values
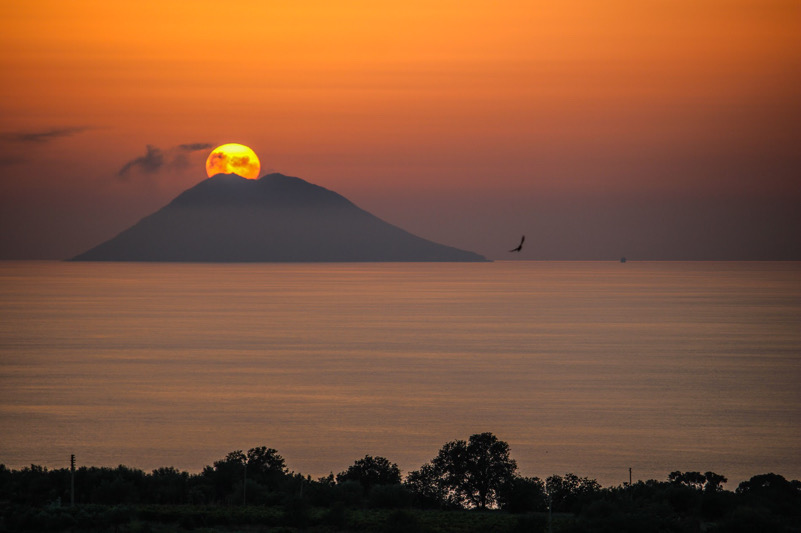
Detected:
left=205, top=143, right=261, bottom=179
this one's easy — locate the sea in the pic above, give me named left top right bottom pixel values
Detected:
left=1, top=261, right=799, bottom=488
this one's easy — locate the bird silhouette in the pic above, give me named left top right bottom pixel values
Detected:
left=509, top=235, right=525, bottom=252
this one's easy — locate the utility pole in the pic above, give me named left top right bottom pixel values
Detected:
left=243, top=461, right=247, bottom=506
left=546, top=478, right=552, bottom=533
left=629, top=467, right=632, bottom=487
left=70, top=454, right=75, bottom=507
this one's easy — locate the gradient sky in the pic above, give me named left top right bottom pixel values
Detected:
left=1, top=0, right=799, bottom=260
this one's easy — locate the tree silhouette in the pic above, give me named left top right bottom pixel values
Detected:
left=736, top=473, right=801, bottom=517
left=246, top=446, right=287, bottom=489
left=499, top=475, right=547, bottom=513
left=337, top=455, right=401, bottom=492
left=703, top=471, right=727, bottom=492
left=545, top=473, right=600, bottom=512
left=668, top=470, right=707, bottom=491
left=405, top=463, right=454, bottom=508
left=148, top=467, right=189, bottom=504
left=407, top=432, right=517, bottom=509
left=668, top=470, right=728, bottom=492
left=203, top=450, right=247, bottom=503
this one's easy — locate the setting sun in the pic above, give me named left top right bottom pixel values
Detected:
left=205, top=143, right=260, bottom=179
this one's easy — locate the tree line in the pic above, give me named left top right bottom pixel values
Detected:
left=2, top=432, right=799, bottom=532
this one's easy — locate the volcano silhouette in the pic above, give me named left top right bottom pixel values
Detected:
left=72, top=173, right=488, bottom=262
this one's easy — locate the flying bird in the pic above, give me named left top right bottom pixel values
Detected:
left=509, top=235, right=525, bottom=252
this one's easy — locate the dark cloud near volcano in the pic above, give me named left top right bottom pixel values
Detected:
left=178, top=143, right=214, bottom=151
left=118, top=145, right=165, bottom=177
left=3, top=126, right=90, bottom=144
left=118, top=142, right=213, bottom=178
left=172, top=143, right=215, bottom=170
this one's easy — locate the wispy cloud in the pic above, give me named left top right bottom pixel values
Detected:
left=118, top=142, right=213, bottom=178
left=2, top=126, right=90, bottom=144
left=0, top=126, right=91, bottom=167
left=178, top=143, right=214, bottom=151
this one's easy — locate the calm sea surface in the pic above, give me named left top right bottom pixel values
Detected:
left=1, top=261, right=799, bottom=487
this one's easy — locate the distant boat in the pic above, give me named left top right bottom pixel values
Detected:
left=620, top=257, right=627, bottom=263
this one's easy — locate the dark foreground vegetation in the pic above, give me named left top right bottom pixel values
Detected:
left=2, top=433, right=799, bottom=532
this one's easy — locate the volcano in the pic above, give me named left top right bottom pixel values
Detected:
left=72, top=173, right=488, bottom=262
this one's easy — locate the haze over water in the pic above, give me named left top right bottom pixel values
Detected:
left=1, top=261, right=799, bottom=487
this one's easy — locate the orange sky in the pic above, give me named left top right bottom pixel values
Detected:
left=1, top=0, right=799, bottom=259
